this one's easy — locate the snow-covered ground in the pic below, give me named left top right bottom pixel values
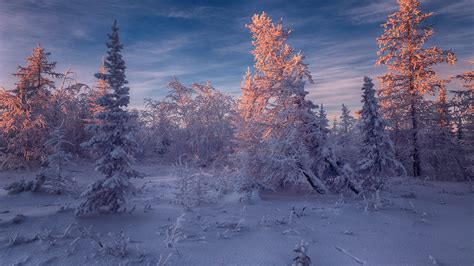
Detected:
left=0, top=164, right=473, bottom=265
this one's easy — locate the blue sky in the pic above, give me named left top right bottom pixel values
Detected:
left=0, top=0, right=472, bottom=118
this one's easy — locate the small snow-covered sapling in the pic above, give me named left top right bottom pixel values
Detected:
left=164, top=213, right=186, bottom=255
left=104, top=230, right=130, bottom=258
left=292, top=240, right=311, bottom=266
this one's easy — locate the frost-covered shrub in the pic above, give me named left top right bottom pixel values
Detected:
left=7, top=233, right=38, bottom=247
left=174, top=163, right=214, bottom=210
left=77, top=226, right=130, bottom=258
left=104, top=230, right=130, bottom=258
left=137, top=79, right=235, bottom=165
left=3, top=179, right=34, bottom=195
left=164, top=213, right=186, bottom=254
left=292, top=240, right=311, bottom=266
left=217, top=207, right=246, bottom=239
left=0, top=154, right=29, bottom=170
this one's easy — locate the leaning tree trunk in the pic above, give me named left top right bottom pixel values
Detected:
left=301, top=167, right=328, bottom=194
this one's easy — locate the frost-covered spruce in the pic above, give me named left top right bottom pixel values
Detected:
left=76, top=20, right=141, bottom=216
left=357, top=77, right=405, bottom=190
left=339, top=103, right=355, bottom=135
left=318, top=104, right=330, bottom=142
left=34, top=123, right=77, bottom=194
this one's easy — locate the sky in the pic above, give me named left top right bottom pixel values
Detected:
left=0, top=0, right=473, bottom=118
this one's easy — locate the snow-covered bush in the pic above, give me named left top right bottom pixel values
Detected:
left=174, top=162, right=215, bottom=210
left=292, top=240, right=311, bottom=266
left=3, top=179, right=33, bottom=195
left=104, top=230, right=130, bottom=258
left=217, top=207, right=246, bottom=239
left=77, top=226, right=130, bottom=258
left=137, top=79, right=235, bottom=165
left=7, top=233, right=38, bottom=247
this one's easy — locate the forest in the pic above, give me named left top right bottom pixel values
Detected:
left=0, top=0, right=472, bottom=265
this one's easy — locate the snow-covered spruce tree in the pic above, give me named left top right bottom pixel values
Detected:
left=339, top=104, right=355, bottom=136
left=318, top=104, right=330, bottom=142
left=0, top=45, right=63, bottom=168
left=331, top=117, right=337, bottom=136
left=357, top=77, right=405, bottom=190
left=76, top=20, right=141, bottom=216
left=376, top=0, right=456, bottom=177
left=87, top=61, right=110, bottom=122
left=33, top=122, right=78, bottom=194
left=333, top=103, right=359, bottom=167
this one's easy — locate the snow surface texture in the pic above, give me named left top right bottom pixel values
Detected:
left=0, top=164, right=473, bottom=265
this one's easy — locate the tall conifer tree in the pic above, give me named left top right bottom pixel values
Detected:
left=0, top=45, right=63, bottom=167
left=376, top=0, right=456, bottom=176
left=76, top=21, right=141, bottom=216
left=358, top=77, right=404, bottom=190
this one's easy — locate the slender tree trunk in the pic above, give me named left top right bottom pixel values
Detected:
left=411, top=100, right=421, bottom=176
left=24, top=131, right=29, bottom=161
left=407, top=21, right=421, bottom=177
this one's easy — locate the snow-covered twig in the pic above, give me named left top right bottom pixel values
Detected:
left=158, top=252, right=173, bottom=266
left=7, top=233, right=38, bottom=247
left=218, top=207, right=246, bottom=239
left=335, top=246, right=365, bottom=265
left=78, top=226, right=104, bottom=248
left=38, top=256, right=59, bottom=266
left=11, top=255, right=31, bottom=266
left=78, top=226, right=130, bottom=258
left=164, top=213, right=186, bottom=255
left=428, top=254, right=438, bottom=265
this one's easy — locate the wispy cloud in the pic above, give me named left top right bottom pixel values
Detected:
left=434, top=0, right=474, bottom=21
left=343, top=1, right=399, bottom=24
